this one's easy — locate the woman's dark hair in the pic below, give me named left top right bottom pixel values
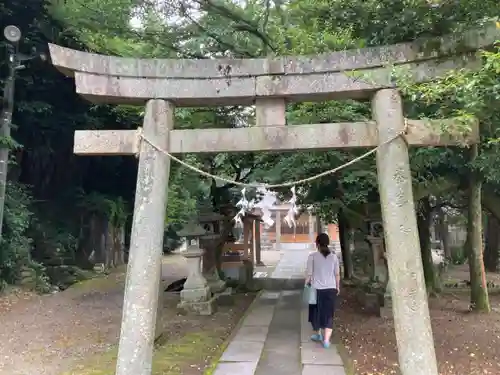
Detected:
left=316, top=233, right=331, bottom=258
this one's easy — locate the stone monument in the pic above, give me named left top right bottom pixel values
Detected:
left=366, top=221, right=387, bottom=284
left=177, top=222, right=216, bottom=315
left=366, top=235, right=387, bottom=284
left=366, top=221, right=392, bottom=317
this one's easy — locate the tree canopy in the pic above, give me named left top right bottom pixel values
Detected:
left=1, top=0, right=499, bottom=303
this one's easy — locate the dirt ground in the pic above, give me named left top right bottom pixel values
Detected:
left=0, top=254, right=254, bottom=375
left=337, top=265, right=500, bottom=375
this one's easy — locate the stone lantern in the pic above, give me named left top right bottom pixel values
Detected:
left=198, top=211, right=227, bottom=293
left=366, top=239, right=387, bottom=285
left=366, top=220, right=392, bottom=317
left=176, top=222, right=215, bottom=315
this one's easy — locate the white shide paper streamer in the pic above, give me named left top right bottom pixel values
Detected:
left=232, top=186, right=297, bottom=229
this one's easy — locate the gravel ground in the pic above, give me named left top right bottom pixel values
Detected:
left=337, top=266, right=500, bottom=375
left=0, top=255, right=188, bottom=375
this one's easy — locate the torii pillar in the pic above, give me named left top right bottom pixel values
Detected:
left=117, top=99, right=172, bottom=375
left=44, top=24, right=496, bottom=375
left=373, top=89, right=438, bottom=374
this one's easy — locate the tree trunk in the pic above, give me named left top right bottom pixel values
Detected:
left=105, top=221, right=115, bottom=269
left=482, top=189, right=500, bottom=222
left=338, top=209, right=353, bottom=279
left=467, top=144, right=490, bottom=312
left=112, top=224, right=126, bottom=266
left=436, top=208, right=451, bottom=259
left=484, top=214, right=500, bottom=272
left=81, top=214, right=108, bottom=268
left=417, top=196, right=439, bottom=295
left=120, top=225, right=126, bottom=264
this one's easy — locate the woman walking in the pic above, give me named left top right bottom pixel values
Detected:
left=305, top=233, right=340, bottom=349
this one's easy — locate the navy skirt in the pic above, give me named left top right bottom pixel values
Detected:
left=308, top=288, right=337, bottom=331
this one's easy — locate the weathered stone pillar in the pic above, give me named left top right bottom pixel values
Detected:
left=155, top=267, right=164, bottom=339
left=366, top=236, right=387, bottom=284
left=373, top=89, right=438, bottom=375
left=115, top=99, right=173, bottom=375
left=275, top=210, right=281, bottom=250
left=256, top=98, right=285, bottom=254
left=255, top=98, right=286, bottom=126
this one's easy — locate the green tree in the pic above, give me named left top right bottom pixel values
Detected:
left=44, top=0, right=500, bottom=310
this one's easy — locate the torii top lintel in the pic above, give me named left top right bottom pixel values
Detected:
left=49, top=24, right=499, bottom=106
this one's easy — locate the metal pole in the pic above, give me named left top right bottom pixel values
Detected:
left=0, top=26, right=21, bottom=238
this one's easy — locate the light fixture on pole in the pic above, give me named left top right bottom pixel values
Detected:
left=0, top=26, right=46, bottom=238
left=4, top=25, right=21, bottom=43
left=0, top=25, right=22, bottom=238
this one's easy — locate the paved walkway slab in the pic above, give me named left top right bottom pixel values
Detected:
left=302, top=364, right=346, bottom=375
left=213, top=361, right=258, bottom=375
left=271, top=246, right=312, bottom=279
left=212, top=290, right=347, bottom=375
left=213, top=246, right=346, bottom=375
left=254, top=291, right=301, bottom=375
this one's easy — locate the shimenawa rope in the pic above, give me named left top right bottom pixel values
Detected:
left=135, top=119, right=409, bottom=189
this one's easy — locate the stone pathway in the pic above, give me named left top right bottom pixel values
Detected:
left=213, top=290, right=346, bottom=375
left=254, top=245, right=312, bottom=291
left=271, top=244, right=312, bottom=279
left=254, top=248, right=282, bottom=279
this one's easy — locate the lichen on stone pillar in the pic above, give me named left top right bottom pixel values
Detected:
left=115, top=99, right=174, bottom=375
left=373, top=89, right=438, bottom=375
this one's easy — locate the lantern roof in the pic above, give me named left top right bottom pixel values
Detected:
left=198, top=212, right=226, bottom=222
left=177, top=222, right=207, bottom=237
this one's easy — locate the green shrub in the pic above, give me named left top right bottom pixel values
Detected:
left=450, top=246, right=467, bottom=265
left=0, top=182, right=33, bottom=285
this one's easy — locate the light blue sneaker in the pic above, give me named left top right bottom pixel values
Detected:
left=310, top=333, right=322, bottom=342
left=322, top=341, right=331, bottom=349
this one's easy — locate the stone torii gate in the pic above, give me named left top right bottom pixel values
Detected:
left=48, top=25, right=496, bottom=375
